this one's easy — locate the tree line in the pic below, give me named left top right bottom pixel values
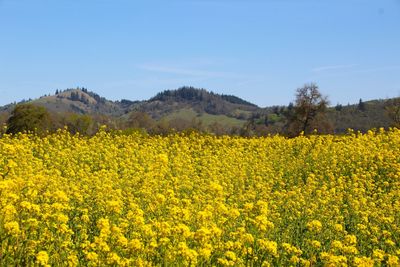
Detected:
left=2, top=83, right=400, bottom=137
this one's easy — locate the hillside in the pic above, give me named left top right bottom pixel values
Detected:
left=31, top=89, right=128, bottom=116
left=1, top=87, right=398, bottom=135
left=328, top=99, right=394, bottom=133
left=0, top=88, right=127, bottom=117
left=0, top=87, right=260, bottom=130
left=246, top=98, right=397, bottom=135
left=127, top=87, right=258, bottom=123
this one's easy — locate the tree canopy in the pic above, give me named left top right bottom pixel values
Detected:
left=287, top=83, right=332, bottom=136
left=6, top=104, right=53, bottom=135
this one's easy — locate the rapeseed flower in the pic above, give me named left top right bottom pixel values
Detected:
left=0, top=129, right=400, bottom=265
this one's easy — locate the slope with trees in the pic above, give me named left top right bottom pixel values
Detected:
left=1, top=86, right=400, bottom=136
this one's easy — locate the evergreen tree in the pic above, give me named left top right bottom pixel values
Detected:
left=358, top=98, right=366, bottom=111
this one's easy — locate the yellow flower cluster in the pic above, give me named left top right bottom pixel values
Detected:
left=1, top=128, right=400, bottom=266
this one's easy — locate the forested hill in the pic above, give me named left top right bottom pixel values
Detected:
left=151, top=87, right=257, bottom=107
left=0, top=87, right=398, bottom=136
left=0, top=87, right=260, bottom=134
left=134, top=87, right=259, bottom=120
left=0, top=87, right=258, bottom=116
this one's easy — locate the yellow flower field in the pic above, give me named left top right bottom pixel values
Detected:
left=0, top=128, right=399, bottom=266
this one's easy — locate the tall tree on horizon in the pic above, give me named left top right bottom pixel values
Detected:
left=286, top=83, right=332, bottom=136
left=385, top=98, right=400, bottom=128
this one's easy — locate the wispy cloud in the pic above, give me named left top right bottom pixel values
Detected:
left=102, top=76, right=207, bottom=89
left=351, top=65, right=400, bottom=74
left=312, top=65, right=400, bottom=77
left=312, top=64, right=358, bottom=73
left=182, top=0, right=318, bottom=6
left=136, top=62, right=253, bottom=81
left=183, top=0, right=297, bottom=3
left=137, top=64, right=230, bottom=78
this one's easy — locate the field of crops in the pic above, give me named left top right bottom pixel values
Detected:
left=1, top=129, right=400, bottom=266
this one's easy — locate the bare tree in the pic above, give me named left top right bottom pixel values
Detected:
left=127, top=111, right=155, bottom=131
left=287, top=83, right=331, bottom=136
left=385, top=98, right=400, bottom=127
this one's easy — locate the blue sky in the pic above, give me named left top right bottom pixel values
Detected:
left=0, top=0, right=399, bottom=107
